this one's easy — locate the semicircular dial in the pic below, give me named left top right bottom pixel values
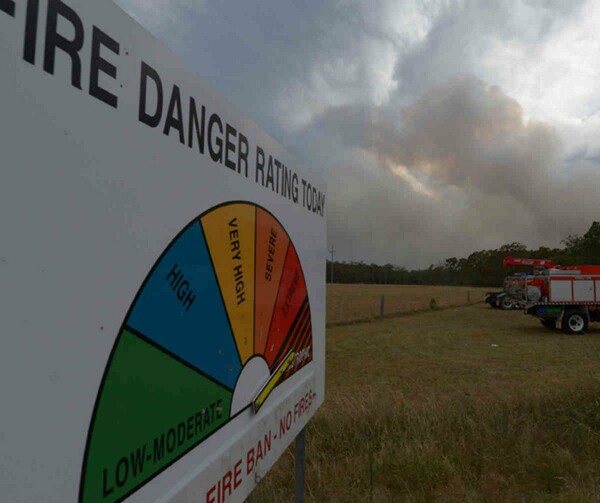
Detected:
left=79, top=202, right=313, bottom=503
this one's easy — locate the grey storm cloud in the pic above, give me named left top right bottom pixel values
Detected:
left=369, top=77, right=560, bottom=199
left=393, top=0, right=589, bottom=103
left=319, top=76, right=600, bottom=267
left=116, top=0, right=600, bottom=268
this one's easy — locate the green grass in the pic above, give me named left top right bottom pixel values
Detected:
left=249, top=303, right=600, bottom=502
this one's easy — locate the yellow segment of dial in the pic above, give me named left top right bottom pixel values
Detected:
left=253, top=351, right=295, bottom=413
left=201, top=204, right=256, bottom=364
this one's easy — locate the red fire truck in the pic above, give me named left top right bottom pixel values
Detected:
left=485, top=257, right=555, bottom=310
left=525, top=265, right=600, bottom=334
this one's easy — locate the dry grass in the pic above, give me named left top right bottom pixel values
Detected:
left=326, top=284, right=490, bottom=325
left=250, top=298, right=600, bottom=502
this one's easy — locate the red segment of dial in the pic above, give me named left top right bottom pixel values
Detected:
left=263, top=244, right=308, bottom=368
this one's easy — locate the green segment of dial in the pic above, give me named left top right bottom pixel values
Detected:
left=81, top=329, right=232, bottom=503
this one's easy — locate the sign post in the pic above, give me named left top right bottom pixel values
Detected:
left=295, top=429, right=307, bottom=503
left=0, top=1, right=325, bottom=502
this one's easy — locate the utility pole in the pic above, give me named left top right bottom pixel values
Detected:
left=329, top=246, right=335, bottom=284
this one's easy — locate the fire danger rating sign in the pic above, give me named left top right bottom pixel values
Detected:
left=82, top=203, right=315, bottom=502
left=0, top=2, right=325, bottom=503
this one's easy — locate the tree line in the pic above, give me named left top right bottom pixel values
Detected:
left=327, top=222, right=600, bottom=287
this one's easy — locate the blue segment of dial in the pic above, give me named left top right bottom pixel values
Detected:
left=126, top=221, right=241, bottom=389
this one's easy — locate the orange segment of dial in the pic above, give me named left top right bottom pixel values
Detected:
left=201, top=204, right=256, bottom=364
left=254, top=209, right=290, bottom=355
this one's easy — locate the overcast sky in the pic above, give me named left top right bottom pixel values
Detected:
left=116, top=0, right=600, bottom=269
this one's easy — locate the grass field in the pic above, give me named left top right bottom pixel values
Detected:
left=249, top=288, right=600, bottom=502
left=326, top=284, right=490, bottom=325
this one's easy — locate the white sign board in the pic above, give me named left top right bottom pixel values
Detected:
left=0, top=1, right=326, bottom=502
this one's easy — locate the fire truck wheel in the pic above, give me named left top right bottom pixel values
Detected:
left=500, top=296, right=515, bottom=310
left=562, top=310, right=588, bottom=334
left=541, top=319, right=555, bottom=329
